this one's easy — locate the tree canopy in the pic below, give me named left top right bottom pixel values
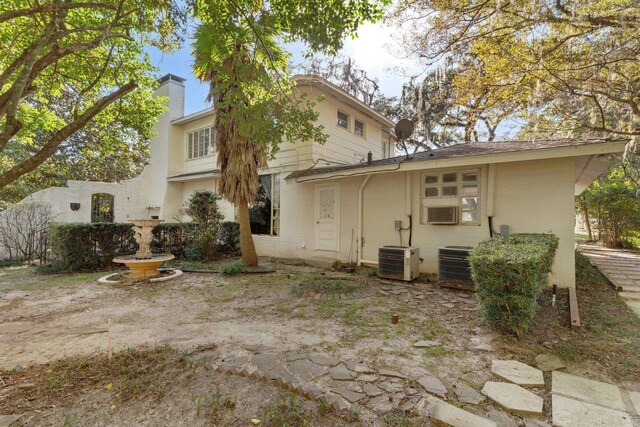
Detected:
left=0, top=0, right=185, bottom=192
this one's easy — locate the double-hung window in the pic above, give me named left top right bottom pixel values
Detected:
left=250, top=174, right=281, bottom=236
left=337, top=110, right=349, bottom=129
left=354, top=119, right=365, bottom=137
left=187, top=126, right=215, bottom=160
left=421, top=170, right=480, bottom=225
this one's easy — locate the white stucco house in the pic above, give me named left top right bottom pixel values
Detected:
left=23, top=73, right=627, bottom=288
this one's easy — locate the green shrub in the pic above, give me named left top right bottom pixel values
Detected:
left=48, top=219, right=241, bottom=272
left=469, top=233, right=559, bottom=337
left=48, top=222, right=136, bottom=271
left=218, top=221, right=240, bottom=256
left=151, top=223, right=196, bottom=258
left=184, top=191, right=224, bottom=261
left=220, top=261, right=246, bottom=275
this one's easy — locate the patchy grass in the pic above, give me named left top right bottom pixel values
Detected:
left=1, top=345, right=189, bottom=416
left=290, top=277, right=361, bottom=297
left=44, top=345, right=183, bottom=401
left=260, top=391, right=344, bottom=427
left=498, top=251, right=640, bottom=381
left=0, top=345, right=350, bottom=426
left=193, top=392, right=236, bottom=422
left=220, top=261, right=247, bottom=275
left=0, top=264, right=106, bottom=290
left=382, top=411, right=428, bottom=427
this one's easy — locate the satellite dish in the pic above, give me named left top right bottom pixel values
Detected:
left=395, top=119, right=414, bottom=140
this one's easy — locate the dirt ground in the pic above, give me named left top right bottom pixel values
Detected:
left=1, top=256, right=639, bottom=426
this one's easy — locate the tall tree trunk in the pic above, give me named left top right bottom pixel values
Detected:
left=237, top=199, right=258, bottom=266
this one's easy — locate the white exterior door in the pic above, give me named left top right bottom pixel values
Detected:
left=315, top=184, right=340, bottom=251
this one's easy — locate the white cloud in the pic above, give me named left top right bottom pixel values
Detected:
left=339, top=22, right=423, bottom=97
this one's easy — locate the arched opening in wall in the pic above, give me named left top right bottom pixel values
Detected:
left=91, top=193, right=115, bottom=223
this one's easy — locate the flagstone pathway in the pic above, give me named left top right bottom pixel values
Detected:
left=201, top=343, right=640, bottom=426
left=580, top=244, right=640, bottom=316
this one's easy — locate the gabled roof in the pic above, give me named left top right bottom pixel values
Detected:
left=291, top=74, right=394, bottom=128
left=169, top=75, right=395, bottom=128
left=286, top=137, right=629, bottom=181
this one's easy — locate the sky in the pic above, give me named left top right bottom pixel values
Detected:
left=146, top=22, right=424, bottom=116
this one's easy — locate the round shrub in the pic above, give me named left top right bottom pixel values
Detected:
left=469, top=233, right=559, bottom=337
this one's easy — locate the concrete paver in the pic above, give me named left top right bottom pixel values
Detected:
left=491, top=359, right=545, bottom=386
left=482, top=381, right=544, bottom=415
left=551, top=394, right=633, bottom=427
left=551, top=371, right=626, bottom=411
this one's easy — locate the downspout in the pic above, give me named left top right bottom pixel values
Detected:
left=487, top=164, right=496, bottom=237
left=405, top=171, right=412, bottom=246
left=357, top=175, right=371, bottom=266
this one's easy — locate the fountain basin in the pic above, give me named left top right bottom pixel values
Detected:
left=113, top=253, right=175, bottom=279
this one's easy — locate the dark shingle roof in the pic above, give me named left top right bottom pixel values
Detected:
left=286, top=137, right=627, bottom=180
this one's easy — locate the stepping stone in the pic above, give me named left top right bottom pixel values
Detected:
left=0, top=414, right=24, bottom=427
left=309, top=353, right=339, bottom=367
left=287, top=359, right=327, bottom=382
left=367, top=393, right=399, bottom=413
left=417, top=374, right=447, bottom=398
left=284, top=351, right=304, bottom=362
left=491, top=360, right=544, bottom=386
left=454, top=384, right=485, bottom=405
left=358, top=374, right=379, bottom=382
left=331, top=387, right=366, bottom=403
left=423, top=396, right=497, bottom=427
left=362, top=383, right=383, bottom=397
left=378, top=369, right=406, bottom=379
left=324, top=394, right=351, bottom=412
left=552, top=371, right=626, bottom=411
left=244, top=343, right=268, bottom=353
left=378, top=380, right=404, bottom=393
left=482, top=382, right=543, bottom=415
left=535, top=354, right=566, bottom=371
left=469, top=338, right=494, bottom=352
left=328, top=366, right=353, bottom=380
left=345, top=362, right=374, bottom=373
left=552, top=394, right=633, bottom=427
left=413, top=340, right=440, bottom=348
left=629, top=391, right=640, bottom=416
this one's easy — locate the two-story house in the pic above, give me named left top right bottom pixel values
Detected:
left=24, top=73, right=627, bottom=288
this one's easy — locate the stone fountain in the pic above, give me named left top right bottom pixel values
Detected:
left=98, top=219, right=182, bottom=284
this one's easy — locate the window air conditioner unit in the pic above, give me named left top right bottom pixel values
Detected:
left=378, top=246, right=420, bottom=281
left=427, top=206, right=458, bottom=224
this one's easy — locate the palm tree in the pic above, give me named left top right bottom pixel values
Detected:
left=191, top=0, right=382, bottom=266
left=193, top=44, right=268, bottom=266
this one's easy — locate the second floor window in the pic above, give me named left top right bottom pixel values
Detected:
left=187, top=126, right=214, bottom=160
left=354, top=119, right=365, bottom=136
left=337, top=110, right=349, bottom=129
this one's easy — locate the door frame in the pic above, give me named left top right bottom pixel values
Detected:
left=314, top=183, right=340, bottom=252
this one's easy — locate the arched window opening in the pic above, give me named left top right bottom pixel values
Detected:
left=91, top=193, right=114, bottom=223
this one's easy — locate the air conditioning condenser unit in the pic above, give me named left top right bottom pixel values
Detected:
left=378, top=246, right=420, bottom=281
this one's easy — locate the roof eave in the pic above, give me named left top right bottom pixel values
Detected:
left=291, top=74, right=394, bottom=128
left=288, top=140, right=628, bottom=182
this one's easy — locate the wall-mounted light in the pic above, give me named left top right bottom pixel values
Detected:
left=70, top=203, right=81, bottom=211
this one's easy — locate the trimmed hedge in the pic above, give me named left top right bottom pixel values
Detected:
left=469, top=233, right=559, bottom=337
left=48, top=223, right=136, bottom=271
left=48, top=221, right=241, bottom=271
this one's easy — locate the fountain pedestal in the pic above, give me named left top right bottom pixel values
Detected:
left=99, top=219, right=182, bottom=283
left=112, top=254, right=175, bottom=278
